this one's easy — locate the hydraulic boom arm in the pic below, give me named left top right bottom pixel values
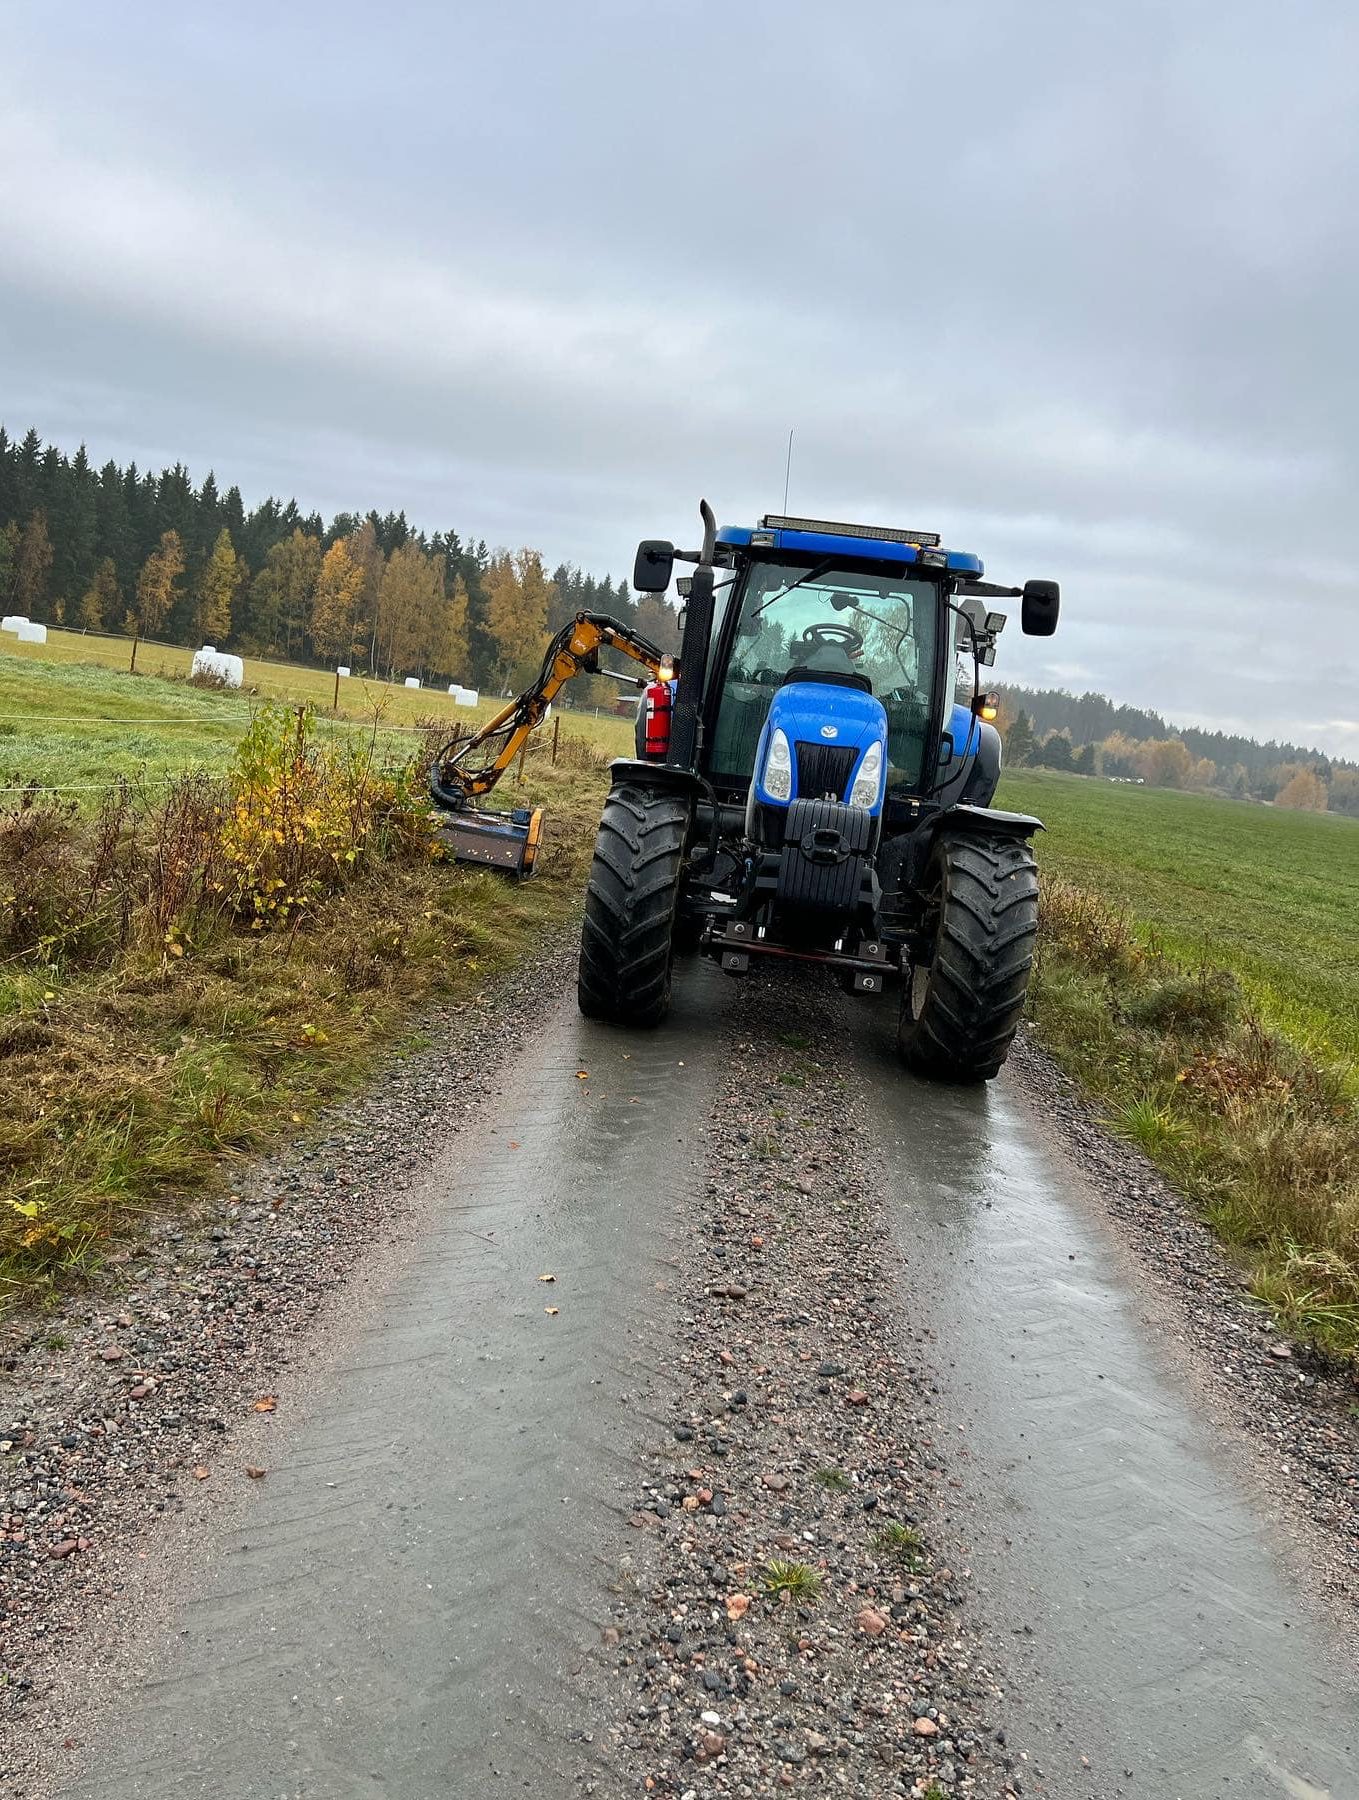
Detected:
left=430, top=611, right=667, bottom=810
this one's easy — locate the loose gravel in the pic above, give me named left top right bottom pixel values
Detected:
left=591, top=974, right=1017, bottom=1799
left=0, top=937, right=576, bottom=1793
left=1011, top=1027, right=1359, bottom=1631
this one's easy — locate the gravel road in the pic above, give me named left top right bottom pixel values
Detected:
left=3, top=950, right=1357, bottom=1798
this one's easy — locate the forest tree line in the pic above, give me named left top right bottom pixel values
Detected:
left=996, top=687, right=1359, bottom=817
left=0, top=426, right=679, bottom=696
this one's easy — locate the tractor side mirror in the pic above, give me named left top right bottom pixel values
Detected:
left=634, top=539, right=675, bottom=594
left=1021, top=579, right=1060, bottom=636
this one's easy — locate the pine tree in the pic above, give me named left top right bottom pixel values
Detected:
left=134, top=529, right=186, bottom=638
left=1006, top=709, right=1036, bottom=766
left=634, top=593, right=682, bottom=657
left=0, top=521, right=18, bottom=604
left=79, top=557, right=121, bottom=631
left=57, top=444, right=99, bottom=606
left=14, top=429, right=42, bottom=522
left=195, top=528, right=243, bottom=643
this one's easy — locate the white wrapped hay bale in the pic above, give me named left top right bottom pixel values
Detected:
left=336, top=665, right=351, bottom=678
left=404, top=676, right=421, bottom=690
left=16, top=621, right=47, bottom=644
left=1, top=615, right=28, bottom=634
left=454, top=687, right=478, bottom=707
left=191, top=645, right=243, bottom=687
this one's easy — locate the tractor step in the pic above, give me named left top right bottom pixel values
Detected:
left=431, top=804, right=544, bottom=877
left=707, top=920, right=893, bottom=991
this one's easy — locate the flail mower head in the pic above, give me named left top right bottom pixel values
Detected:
left=432, top=801, right=544, bottom=877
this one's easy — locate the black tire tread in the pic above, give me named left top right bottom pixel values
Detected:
left=577, top=784, right=688, bottom=1026
left=898, top=834, right=1039, bottom=1082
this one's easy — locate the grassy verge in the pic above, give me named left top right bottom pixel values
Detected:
left=1, top=706, right=609, bottom=1304
left=1030, top=878, right=1359, bottom=1360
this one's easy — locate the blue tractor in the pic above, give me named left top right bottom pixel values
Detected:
left=578, top=503, right=1061, bottom=1080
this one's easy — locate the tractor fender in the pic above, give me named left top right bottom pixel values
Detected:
left=607, top=757, right=704, bottom=798
left=882, top=802, right=1043, bottom=899
left=938, top=802, right=1044, bottom=839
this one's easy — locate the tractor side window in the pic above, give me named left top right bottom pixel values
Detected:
left=709, top=563, right=937, bottom=792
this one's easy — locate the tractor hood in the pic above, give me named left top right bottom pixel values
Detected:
left=752, top=681, right=890, bottom=817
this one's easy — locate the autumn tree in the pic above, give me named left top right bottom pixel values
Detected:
left=484, top=548, right=552, bottom=689
left=195, top=528, right=243, bottom=642
left=346, top=518, right=386, bottom=673
left=432, top=572, right=471, bottom=680
left=79, top=557, right=121, bottom=631
left=15, top=509, right=53, bottom=618
left=244, top=529, right=321, bottom=656
left=134, top=529, right=185, bottom=639
left=1139, top=738, right=1193, bottom=788
left=1275, top=768, right=1328, bottom=812
left=310, top=537, right=366, bottom=663
left=379, top=543, right=460, bottom=679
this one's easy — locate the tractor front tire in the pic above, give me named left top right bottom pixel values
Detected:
left=577, top=783, right=689, bottom=1026
left=897, top=834, right=1039, bottom=1082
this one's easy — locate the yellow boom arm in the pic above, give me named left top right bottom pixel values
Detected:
left=431, top=612, right=668, bottom=805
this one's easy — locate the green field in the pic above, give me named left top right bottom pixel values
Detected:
left=0, top=626, right=632, bottom=791
left=999, top=768, right=1359, bottom=1072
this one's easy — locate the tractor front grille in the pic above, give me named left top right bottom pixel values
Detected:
left=795, top=741, right=857, bottom=801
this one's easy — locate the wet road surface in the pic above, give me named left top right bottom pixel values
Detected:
left=64, top=967, right=730, bottom=1800
left=862, top=1022, right=1357, bottom=1797
left=60, top=970, right=1357, bottom=1798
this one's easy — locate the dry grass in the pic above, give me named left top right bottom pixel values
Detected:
left=1032, top=878, right=1359, bottom=1359
left=0, top=707, right=607, bottom=1301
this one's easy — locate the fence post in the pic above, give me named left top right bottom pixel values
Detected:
left=130, top=634, right=139, bottom=673
left=551, top=715, right=561, bottom=764
left=333, top=668, right=340, bottom=712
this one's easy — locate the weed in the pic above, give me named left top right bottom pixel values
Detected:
left=777, top=1030, right=810, bottom=1051
left=778, top=1072, right=806, bottom=1089
left=813, top=1467, right=850, bottom=1491
left=760, top=1558, right=822, bottom=1604
left=874, top=1520, right=925, bottom=1565
left=750, top=1133, right=782, bottom=1161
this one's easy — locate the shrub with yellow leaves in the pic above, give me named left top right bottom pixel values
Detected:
left=220, top=705, right=431, bottom=929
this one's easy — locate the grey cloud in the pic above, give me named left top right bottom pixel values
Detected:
left=2, top=0, right=1356, bottom=754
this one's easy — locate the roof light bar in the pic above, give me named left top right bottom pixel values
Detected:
left=760, top=514, right=941, bottom=548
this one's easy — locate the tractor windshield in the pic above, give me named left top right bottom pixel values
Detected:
left=708, top=561, right=938, bottom=792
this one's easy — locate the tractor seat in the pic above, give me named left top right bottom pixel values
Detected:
left=780, top=664, right=874, bottom=695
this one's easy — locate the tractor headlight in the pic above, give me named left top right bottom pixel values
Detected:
left=763, top=728, right=793, bottom=802
left=848, top=740, right=884, bottom=809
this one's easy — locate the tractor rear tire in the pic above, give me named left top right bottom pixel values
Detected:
left=897, top=834, right=1039, bottom=1082
left=577, top=783, right=689, bottom=1026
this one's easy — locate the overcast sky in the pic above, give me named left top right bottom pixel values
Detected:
left=2, top=2, right=1356, bottom=755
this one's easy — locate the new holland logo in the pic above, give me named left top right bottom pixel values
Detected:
left=819, top=724, right=839, bottom=739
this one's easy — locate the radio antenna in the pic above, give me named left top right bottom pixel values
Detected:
left=782, top=427, right=794, bottom=512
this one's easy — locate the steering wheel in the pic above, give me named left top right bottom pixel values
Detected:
left=799, top=622, right=863, bottom=654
